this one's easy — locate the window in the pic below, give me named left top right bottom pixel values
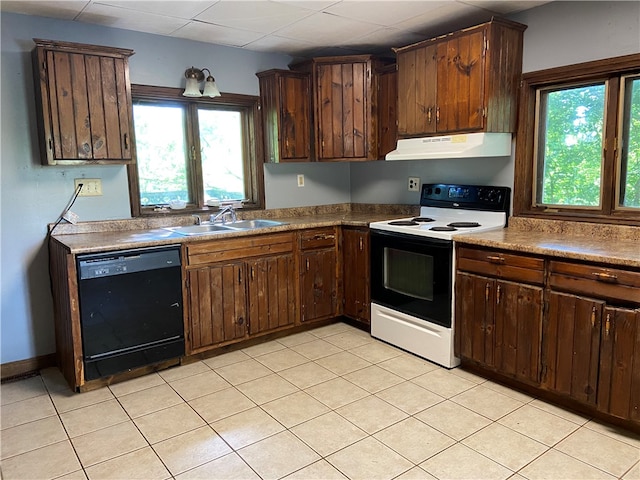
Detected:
left=127, top=85, right=264, bottom=216
left=514, top=55, right=640, bottom=224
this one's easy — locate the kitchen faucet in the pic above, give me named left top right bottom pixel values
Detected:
left=210, top=205, right=237, bottom=224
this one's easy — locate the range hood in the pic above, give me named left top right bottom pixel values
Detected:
left=386, top=132, right=512, bottom=160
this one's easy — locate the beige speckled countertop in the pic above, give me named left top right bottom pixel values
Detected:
left=50, top=204, right=418, bottom=254
left=455, top=217, right=640, bottom=268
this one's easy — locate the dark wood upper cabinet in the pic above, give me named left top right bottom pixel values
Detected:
left=376, top=65, right=398, bottom=159
left=294, top=55, right=387, bottom=162
left=32, top=39, right=135, bottom=165
left=396, top=18, right=526, bottom=137
left=257, top=69, right=312, bottom=163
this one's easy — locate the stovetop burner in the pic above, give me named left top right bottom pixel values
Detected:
left=430, top=226, right=457, bottom=232
left=412, top=217, right=435, bottom=223
left=388, top=220, right=419, bottom=226
left=447, top=222, right=481, bottom=228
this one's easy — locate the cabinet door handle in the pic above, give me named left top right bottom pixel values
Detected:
left=592, top=272, right=618, bottom=282
left=605, top=313, right=611, bottom=337
left=306, top=258, right=310, bottom=271
left=486, top=255, right=505, bottom=263
left=427, top=107, right=432, bottom=124
left=238, top=269, right=242, bottom=284
left=485, top=283, right=490, bottom=302
left=251, top=266, right=254, bottom=280
left=359, top=238, right=363, bottom=251
left=436, top=107, right=440, bottom=123
left=591, top=306, right=597, bottom=328
left=496, top=285, right=501, bottom=305
left=123, top=133, right=129, bottom=150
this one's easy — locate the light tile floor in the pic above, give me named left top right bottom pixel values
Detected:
left=2, top=322, right=639, bottom=480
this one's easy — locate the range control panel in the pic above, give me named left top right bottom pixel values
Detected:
left=420, top=183, right=511, bottom=213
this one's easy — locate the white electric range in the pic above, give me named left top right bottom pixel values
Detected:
left=369, top=183, right=511, bottom=368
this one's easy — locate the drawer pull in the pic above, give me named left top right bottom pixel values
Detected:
left=486, top=255, right=505, bottom=264
left=592, top=272, right=618, bottom=282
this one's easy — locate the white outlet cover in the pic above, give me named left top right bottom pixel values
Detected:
left=297, top=174, right=305, bottom=187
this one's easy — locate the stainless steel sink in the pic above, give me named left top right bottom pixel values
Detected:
left=227, top=219, right=286, bottom=229
left=164, top=219, right=286, bottom=236
left=164, top=224, right=240, bottom=236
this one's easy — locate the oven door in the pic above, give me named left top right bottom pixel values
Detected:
left=370, top=229, right=452, bottom=328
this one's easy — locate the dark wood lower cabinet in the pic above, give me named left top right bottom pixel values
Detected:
left=457, top=245, right=640, bottom=429
left=456, top=272, right=542, bottom=383
left=342, top=228, right=370, bottom=324
left=186, top=263, right=247, bottom=353
left=247, top=254, right=297, bottom=335
left=300, top=248, right=338, bottom=322
left=543, top=292, right=603, bottom=405
left=597, top=307, right=640, bottom=421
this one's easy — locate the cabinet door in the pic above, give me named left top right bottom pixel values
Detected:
left=543, top=292, right=603, bottom=404
left=436, top=29, right=486, bottom=133
left=456, top=272, right=495, bottom=367
left=377, top=67, right=398, bottom=158
left=316, top=62, right=370, bottom=160
left=247, top=254, right=297, bottom=335
left=494, top=280, right=543, bottom=384
left=343, top=228, right=370, bottom=324
left=258, top=71, right=311, bottom=163
left=279, top=74, right=311, bottom=161
left=186, top=263, right=246, bottom=353
left=38, top=49, right=132, bottom=163
left=598, top=307, right=640, bottom=421
left=397, top=44, right=437, bottom=136
left=301, top=249, right=338, bottom=322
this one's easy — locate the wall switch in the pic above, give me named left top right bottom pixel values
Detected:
left=75, top=178, right=102, bottom=196
left=297, top=174, right=305, bottom=187
left=408, top=177, right=420, bottom=192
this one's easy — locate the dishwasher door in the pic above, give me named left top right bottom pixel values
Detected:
left=77, top=245, right=185, bottom=381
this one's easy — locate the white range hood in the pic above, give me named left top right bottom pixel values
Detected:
left=385, top=132, right=512, bottom=160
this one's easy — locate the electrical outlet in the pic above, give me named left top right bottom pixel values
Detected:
left=408, top=177, right=420, bottom=192
left=75, top=178, right=102, bottom=196
left=297, top=174, right=305, bottom=187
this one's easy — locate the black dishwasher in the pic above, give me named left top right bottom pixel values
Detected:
left=77, top=245, right=184, bottom=381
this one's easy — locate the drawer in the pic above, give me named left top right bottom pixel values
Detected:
left=549, top=260, right=640, bottom=304
left=300, top=227, right=336, bottom=250
left=186, top=232, right=294, bottom=266
left=457, top=247, right=545, bottom=285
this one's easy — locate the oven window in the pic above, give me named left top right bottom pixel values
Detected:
left=383, top=247, right=434, bottom=300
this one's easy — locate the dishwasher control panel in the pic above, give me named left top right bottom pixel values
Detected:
left=77, top=245, right=181, bottom=280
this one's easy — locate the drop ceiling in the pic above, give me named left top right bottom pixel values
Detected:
left=1, top=0, right=550, bottom=58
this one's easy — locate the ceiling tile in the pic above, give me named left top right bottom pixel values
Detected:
left=325, top=1, right=450, bottom=27
left=270, top=0, right=342, bottom=12
left=461, top=0, right=552, bottom=15
left=0, top=1, right=89, bottom=20
left=172, top=20, right=265, bottom=47
left=195, top=1, right=313, bottom=34
left=243, top=34, right=315, bottom=54
left=393, top=2, right=490, bottom=36
left=275, top=11, right=379, bottom=45
left=77, top=3, right=190, bottom=35
left=95, top=1, right=216, bottom=19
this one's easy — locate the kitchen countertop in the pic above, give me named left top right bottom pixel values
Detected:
left=50, top=206, right=415, bottom=254
left=455, top=217, right=640, bottom=268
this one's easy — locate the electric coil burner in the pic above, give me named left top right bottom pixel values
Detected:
left=369, top=183, right=511, bottom=368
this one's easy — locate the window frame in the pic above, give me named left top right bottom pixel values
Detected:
left=127, top=84, right=265, bottom=217
left=513, top=53, right=640, bottom=225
